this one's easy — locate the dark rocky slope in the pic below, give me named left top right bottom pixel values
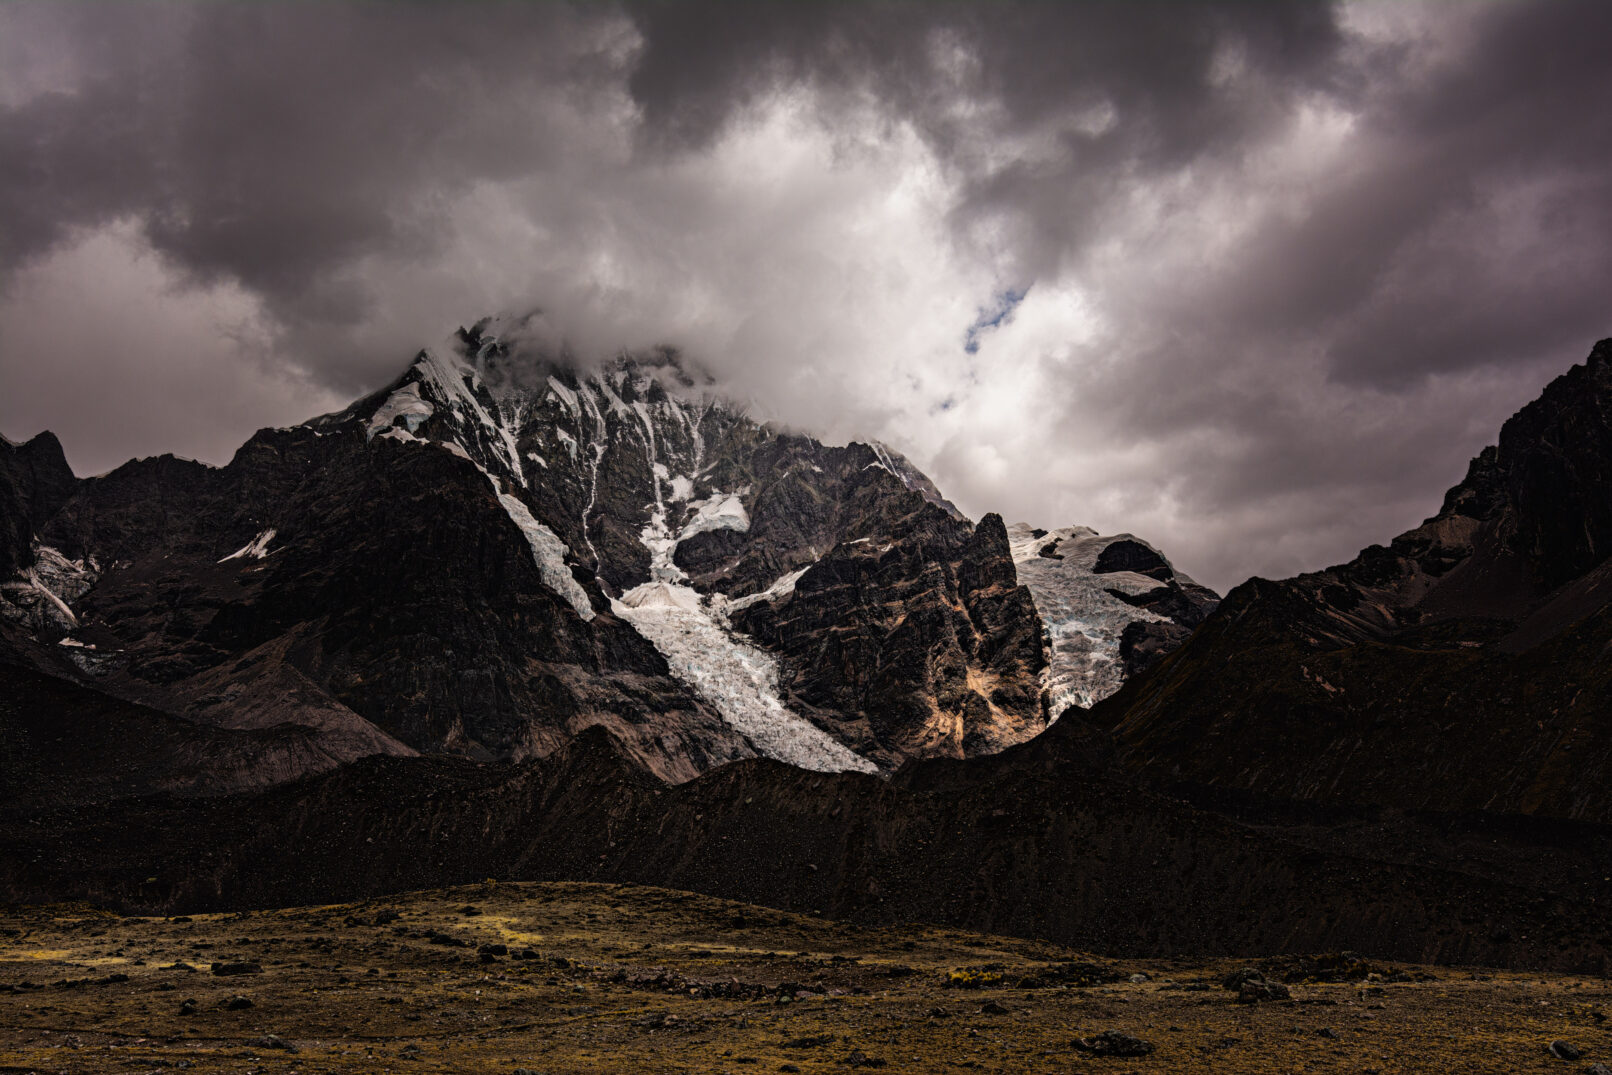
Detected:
left=1092, top=339, right=1612, bottom=823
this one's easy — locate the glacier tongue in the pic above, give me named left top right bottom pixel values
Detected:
left=495, top=492, right=596, bottom=622
left=612, top=444, right=875, bottom=773
left=614, top=580, right=877, bottom=774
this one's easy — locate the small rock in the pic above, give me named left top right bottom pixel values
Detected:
left=1129, top=972, right=1150, bottom=984
left=1072, top=1030, right=1155, bottom=1057
left=980, top=1000, right=1010, bottom=1015
left=1548, top=1040, right=1582, bottom=1061
left=843, top=1051, right=886, bottom=1068
left=1237, top=980, right=1292, bottom=1004
left=1317, top=1027, right=1338, bottom=1039
left=177, top=998, right=197, bottom=1016
left=210, top=961, right=262, bottom=977
left=458, top=905, right=481, bottom=916
left=780, top=1034, right=834, bottom=1048
left=248, top=1034, right=296, bottom=1052
left=1220, top=967, right=1265, bottom=991
left=222, top=995, right=254, bottom=1010
left=1584, top=1063, right=1611, bottom=1075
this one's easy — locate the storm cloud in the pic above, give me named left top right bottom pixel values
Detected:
left=1, top=1, right=1608, bottom=591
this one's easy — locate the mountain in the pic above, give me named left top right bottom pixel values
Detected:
left=0, top=315, right=1209, bottom=786
left=1092, top=338, right=1612, bottom=824
left=5, top=336, right=1612, bottom=976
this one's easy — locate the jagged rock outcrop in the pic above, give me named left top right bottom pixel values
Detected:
left=736, top=512, right=1047, bottom=764
left=0, top=431, right=79, bottom=597
left=1096, top=338, right=1612, bottom=824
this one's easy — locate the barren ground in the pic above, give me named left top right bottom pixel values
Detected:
left=0, top=881, right=1607, bottom=1074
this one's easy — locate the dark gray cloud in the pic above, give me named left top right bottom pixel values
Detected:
left=0, top=0, right=1607, bottom=592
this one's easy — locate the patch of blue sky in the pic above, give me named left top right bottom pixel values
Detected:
left=962, top=286, right=1029, bottom=354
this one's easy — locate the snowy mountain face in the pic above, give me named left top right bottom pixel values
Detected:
left=331, top=320, right=1044, bottom=770
left=0, top=316, right=1210, bottom=786
left=1006, top=524, right=1219, bottom=717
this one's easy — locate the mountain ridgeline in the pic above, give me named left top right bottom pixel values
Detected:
left=6, top=329, right=1612, bottom=976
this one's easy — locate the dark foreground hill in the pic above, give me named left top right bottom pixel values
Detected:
left=1095, top=339, right=1612, bottom=823
left=4, top=719, right=1610, bottom=975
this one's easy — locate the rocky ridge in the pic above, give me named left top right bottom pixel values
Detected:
left=1094, top=338, right=1612, bottom=823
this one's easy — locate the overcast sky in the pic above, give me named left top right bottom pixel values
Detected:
left=2, top=1, right=1608, bottom=593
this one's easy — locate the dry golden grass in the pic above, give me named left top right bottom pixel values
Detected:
left=0, top=881, right=1607, bottom=1073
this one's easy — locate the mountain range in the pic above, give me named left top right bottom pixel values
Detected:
left=4, top=328, right=1611, bottom=976
left=0, top=316, right=1212, bottom=785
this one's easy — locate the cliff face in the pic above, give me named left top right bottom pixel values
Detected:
left=0, top=431, right=77, bottom=580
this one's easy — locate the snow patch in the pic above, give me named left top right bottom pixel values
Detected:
left=220, top=529, right=276, bottom=563
left=668, top=475, right=694, bottom=502
left=495, top=492, right=596, bottom=621
left=678, top=492, right=750, bottom=543
left=366, top=381, right=434, bottom=441
left=375, top=428, right=419, bottom=444
left=554, top=427, right=579, bottom=461
left=545, top=376, right=579, bottom=416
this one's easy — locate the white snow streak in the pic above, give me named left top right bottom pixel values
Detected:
left=496, top=490, right=596, bottom=621
left=220, top=529, right=276, bottom=562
